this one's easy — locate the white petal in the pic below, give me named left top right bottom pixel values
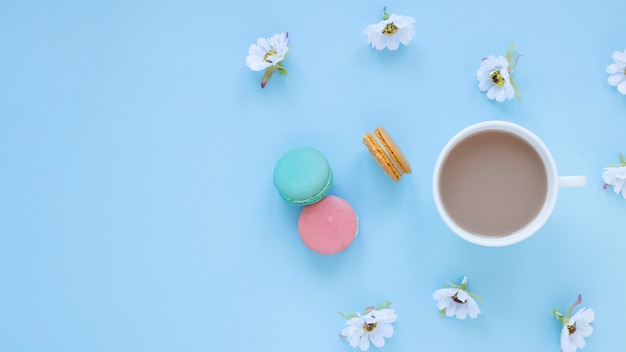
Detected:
left=486, top=86, right=500, bottom=101
left=561, top=327, right=577, bottom=352
left=369, top=331, right=386, bottom=348
left=375, top=322, right=394, bottom=338
left=433, top=288, right=450, bottom=299
left=504, top=82, right=516, bottom=99
left=376, top=309, right=397, bottom=323
left=572, top=307, right=595, bottom=322
left=358, top=336, right=370, bottom=351
left=386, top=36, right=401, bottom=51
left=613, top=178, right=625, bottom=194
left=613, top=166, right=626, bottom=177
left=570, top=332, right=587, bottom=348
left=248, top=44, right=265, bottom=58
left=373, top=35, right=387, bottom=50
left=255, top=37, right=270, bottom=52
left=606, top=63, right=623, bottom=74
left=612, top=50, right=626, bottom=64
left=477, top=76, right=492, bottom=91
left=245, top=56, right=270, bottom=71
left=618, top=80, right=626, bottom=95
left=466, top=302, right=480, bottom=318
left=607, top=73, right=626, bottom=86
left=603, top=168, right=617, bottom=184
left=397, top=28, right=415, bottom=45
left=455, top=305, right=469, bottom=319
left=445, top=302, right=458, bottom=317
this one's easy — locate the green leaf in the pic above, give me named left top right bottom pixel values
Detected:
left=439, top=309, right=446, bottom=318
left=338, top=311, right=359, bottom=320
left=620, top=153, right=626, bottom=164
left=505, top=42, right=515, bottom=66
left=276, top=64, right=288, bottom=75
left=382, top=6, right=390, bottom=20
left=510, top=77, right=522, bottom=101
left=374, top=301, right=391, bottom=310
left=553, top=308, right=566, bottom=324
left=468, top=291, right=483, bottom=303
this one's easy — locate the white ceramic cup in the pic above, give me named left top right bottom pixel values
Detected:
left=432, top=121, right=586, bottom=247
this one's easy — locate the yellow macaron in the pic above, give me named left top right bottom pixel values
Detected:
left=362, top=126, right=412, bottom=181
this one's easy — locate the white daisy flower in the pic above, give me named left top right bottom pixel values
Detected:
left=554, top=295, right=594, bottom=352
left=603, top=154, right=626, bottom=199
left=363, top=7, right=415, bottom=51
left=245, top=32, right=290, bottom=88
left=560, top=307, right=595, bottom=352
left=339, top=302, right=396, bottom=351
left=432, top=276, right=482, bottom=320
left=606, top=50, right=626, bottom=94
left=476, top=43, right=522, bottom=102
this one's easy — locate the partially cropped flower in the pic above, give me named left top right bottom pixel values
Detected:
left=363, top=7, right=415, bottom=51
left=339, top=302, right=396, bottom=351
left=606, top=50, right=626, bottom=94
left=553, top=295, right=595, bottom=352
left=476, top=42, right=522, bottom=102
left=432, top=276, right=481, bottom=319
left=245, top=32, right=290, bottom=88
left=603, top=154, right=626, bottom=199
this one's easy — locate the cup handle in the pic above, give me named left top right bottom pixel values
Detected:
left=558, top=176, right=587, bottom=188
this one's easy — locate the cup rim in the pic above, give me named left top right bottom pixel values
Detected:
left=432, top=121, right=559, bottom=247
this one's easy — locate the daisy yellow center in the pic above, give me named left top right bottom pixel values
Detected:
left=567, top=324, right=576, bottom=335
left=363, top=322, right=378, bottom=333
left=381, top=22, right=398, bottom=36
left=451, top=292, right=467, bottom=304
left=490, top=70, right=505, bottom=87
left=263, top=49, right=278, bottom=63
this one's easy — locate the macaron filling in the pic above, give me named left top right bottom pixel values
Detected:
left=363, top=127, right=412, bottom=181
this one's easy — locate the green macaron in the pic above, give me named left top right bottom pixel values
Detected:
left=273, top=147, right=333, bottom=205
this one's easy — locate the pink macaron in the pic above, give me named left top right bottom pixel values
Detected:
left=297, top=195, right=358, bottom=254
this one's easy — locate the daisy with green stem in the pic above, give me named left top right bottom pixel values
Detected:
left=245, top=32, right=290, bottom=88
left=603, top=153, right=626, bottom=199
left=339, top=302, right=396, bottom=351
left=432, top=276, right=482, bottom=319
left=553, top=295, right=595, bottom=352
left=476, top=42, right=522, bottom=102
left=363, top=7, right=415, bottom=51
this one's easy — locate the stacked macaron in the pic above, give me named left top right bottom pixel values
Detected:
left=273, top=147, right=358, bottom=255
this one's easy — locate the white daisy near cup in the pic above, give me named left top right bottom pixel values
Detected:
left=476, top=43, right=522, bottom=102
left=603, top=154, right=626, bottom=199
left=606, top=49, right=626, bottom=95
left=476, top=55, right=516, bottom=102
left=432, top=276, right=481, bottom=320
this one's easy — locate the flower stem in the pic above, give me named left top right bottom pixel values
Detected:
left=565, top=294, right=583, bottom=319
left=261, top=66, right=276, bottom=88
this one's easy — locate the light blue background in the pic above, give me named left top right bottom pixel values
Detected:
left=1, top=1, right=625, bottom=351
